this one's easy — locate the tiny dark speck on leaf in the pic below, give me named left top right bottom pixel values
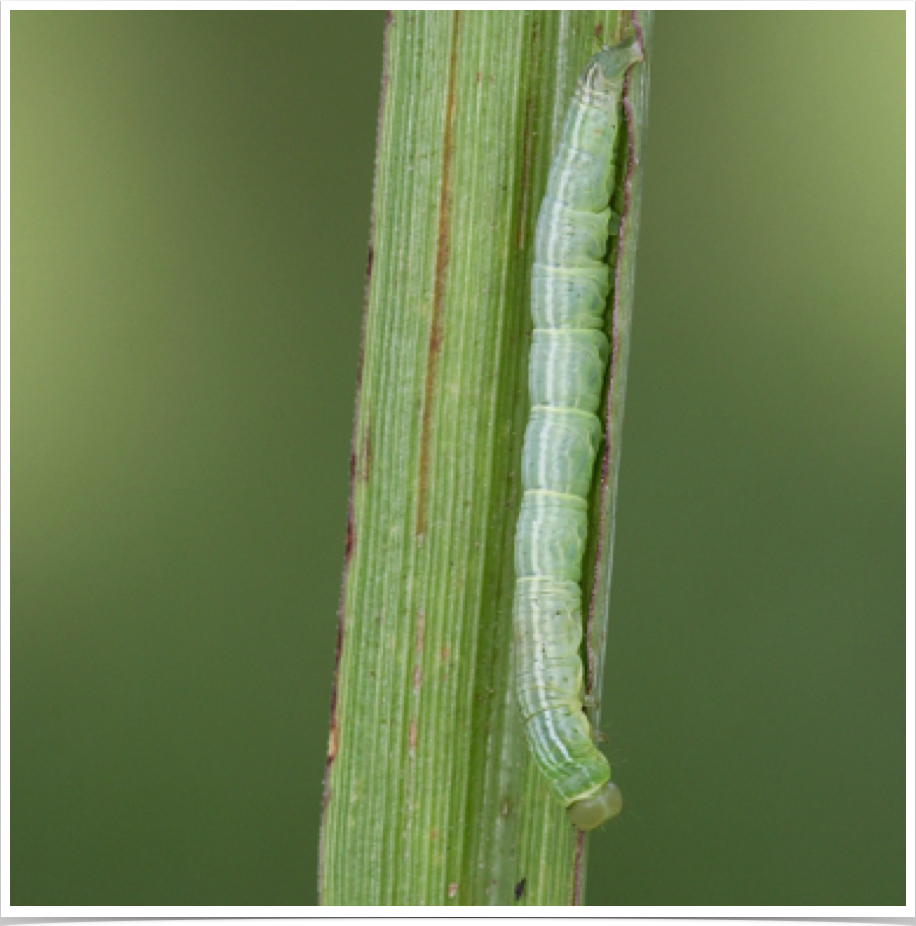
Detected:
left=515, top=877, right=527, bottom=901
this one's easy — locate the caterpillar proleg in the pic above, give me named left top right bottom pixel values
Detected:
left=513, top=35, right=643, bottom=832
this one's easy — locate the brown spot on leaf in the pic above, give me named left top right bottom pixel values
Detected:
left=415, top=609, right=426, bottom=653
left=365, top=242, right=374, bottom=279
left=344, top=513, right=355, bottom=563
left=448, top=882, right=458, bottom=899
left=408, top=720, right=418, bottom=752
left=416, top=14, right=461, bottom=536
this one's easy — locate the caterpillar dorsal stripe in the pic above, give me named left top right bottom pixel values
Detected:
left=514, top=35, right=643, bottom=832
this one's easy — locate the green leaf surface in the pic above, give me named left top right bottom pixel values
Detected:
left=320, top=11, right=652, bottom=906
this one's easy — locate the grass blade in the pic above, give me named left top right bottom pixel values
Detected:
left=320, top=11, right=652, bottom=906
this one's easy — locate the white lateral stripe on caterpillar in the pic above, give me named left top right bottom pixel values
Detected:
left=513, top=35, right=643, bottom=833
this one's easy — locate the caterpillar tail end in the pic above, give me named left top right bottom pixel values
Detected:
left=567, top=781, right=623, bottom=832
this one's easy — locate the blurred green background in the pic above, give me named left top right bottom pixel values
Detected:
left=11, top=11, right=904, bottom=906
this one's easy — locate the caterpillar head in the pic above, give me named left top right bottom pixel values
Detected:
left=581, top=35, right=643, bottom=98
left=567, top=781, right=623, bottom=832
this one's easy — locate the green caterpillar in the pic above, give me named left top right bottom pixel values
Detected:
left=513, top=35, right=643, bottom=832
